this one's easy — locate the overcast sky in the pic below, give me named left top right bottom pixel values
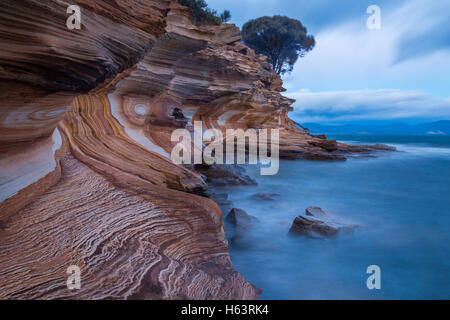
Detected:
left=208, top=0, right=450, bottom=124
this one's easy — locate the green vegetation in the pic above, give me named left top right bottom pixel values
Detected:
left=242, top=16, right=315, bottom=74
left=220, top=10, right=231, bottom=23
left=178, top=0, right=231, bottom=25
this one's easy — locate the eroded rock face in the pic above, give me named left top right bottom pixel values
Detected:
left=0, top=0, right=383, bottom=300
left=0, top=0, right=177, bottom=219
left=1, top=152, right=256, bottom=300
left=0, top=0, right=258, bottom=300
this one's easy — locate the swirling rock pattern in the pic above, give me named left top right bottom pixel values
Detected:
left=0, top=149, right=256, bottom=299
left=0, top=0, right=261, bottom=300
left=0, top=0, right=385, bottom=300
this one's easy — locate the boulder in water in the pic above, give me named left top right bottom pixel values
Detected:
left=226, top=208, right=259, bottom=230
left=289, top=207, right=358, bottom=238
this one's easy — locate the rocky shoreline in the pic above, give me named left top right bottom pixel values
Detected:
left=0, top=0, right=393, bottom=300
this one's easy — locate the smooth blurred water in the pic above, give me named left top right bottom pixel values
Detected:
left=213, top=135, right=450, bottom=299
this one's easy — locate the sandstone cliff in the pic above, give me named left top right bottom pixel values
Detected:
left=0, top=0, right=384, bottom=299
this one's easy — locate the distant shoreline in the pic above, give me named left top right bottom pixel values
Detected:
left=299, top=120, right=450, bottom=136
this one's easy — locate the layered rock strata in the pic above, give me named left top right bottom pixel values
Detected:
left=0, top=0, right=386, bottom=299
left=0, top=0, right=258, bottom=300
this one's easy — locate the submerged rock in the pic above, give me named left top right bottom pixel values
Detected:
left=195, top=164, right=257, bottom=186
left=305, top=206, right=327, bottom=217
left=338, top=143, right=397, bottom=154
left=226, top=208, right=260, bottom=250
left=289, top=207, right=358, bottom=238
left=226, top=208, right=259, bottom=230
left=210, top=193, right=232, bottom=207
left=251, top=193, right=281, bottom=201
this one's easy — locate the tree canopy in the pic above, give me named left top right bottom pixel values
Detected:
left=242, top=16, right=315, bottom=74
left=177, top=0, right=231, bottom=25
left=220, top=10, right=231, bottom=23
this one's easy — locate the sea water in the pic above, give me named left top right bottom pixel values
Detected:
left=213, top=136, right=450, bottom=299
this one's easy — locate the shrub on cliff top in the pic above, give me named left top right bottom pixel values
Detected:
left=242, top=16, right=315, bottom=75
left=177, top=0, right=231, bottom=25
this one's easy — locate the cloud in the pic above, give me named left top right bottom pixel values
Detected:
left=209, top=0, right=450, bottom=62
left=208, top=0, right=402, bottom=32
left=391, top=0, right=450, bottom=63
left=287, top=89, right=450, bottom=124
left=282, top=0, right=450, bottom=98
left=206, top=0, right=450, bottom=123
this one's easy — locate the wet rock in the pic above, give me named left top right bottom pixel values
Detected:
left=289, top=207, right=358, bottom=238
left=338, top=144, right=397, bottom=153
left=308, top=139, right=338, bottom=151
left=279, top=149, right=348, bottom=161
left=289, top=216, right=339, bottom=237
left=226, top=208, right=259, bottom=230
left=305, top=206, right=327, bottom=218
left=278, top=121, right=396, bottom=160
left=195, top=164, right=257, bottom=186
left=210, top=193, right=232, bottom=207
left=251, top=193, right=281, bottom=201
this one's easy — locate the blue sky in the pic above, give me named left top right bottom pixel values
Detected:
left=208, top=0, right=450, bottom=124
